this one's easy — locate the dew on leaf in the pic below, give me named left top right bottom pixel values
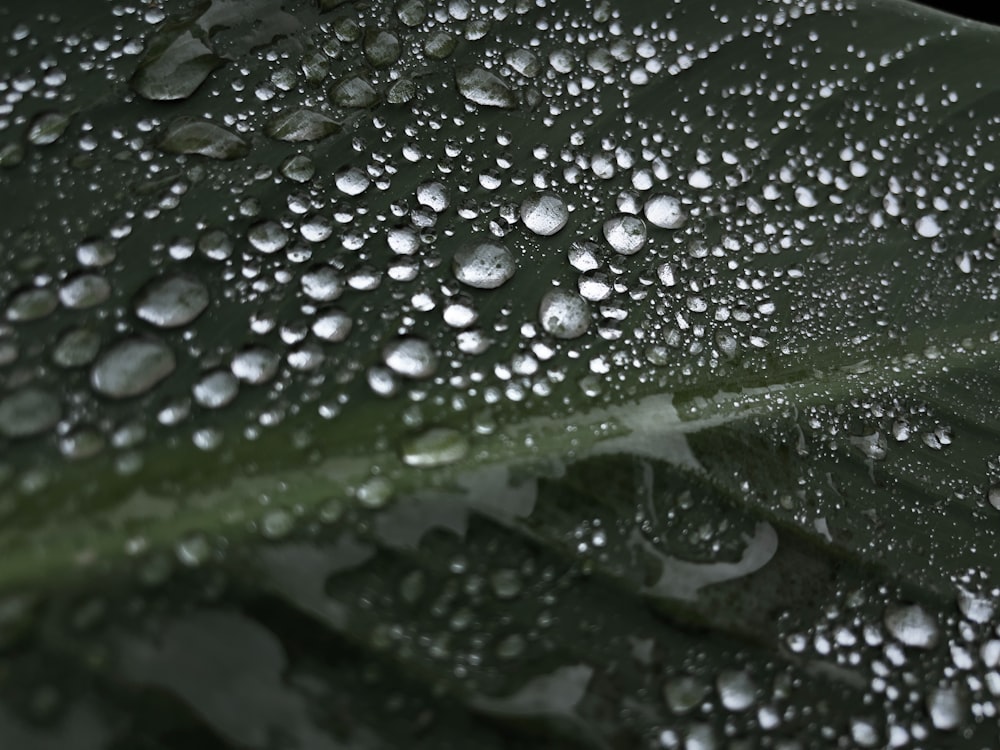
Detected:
left=90, top=337, right=176, bottom=399
left=134, top=275, right=210, bottom=329
left=0, top=388, right=61, bottom=439
left=383, top=337, right=437, bottom=379
left=539, top=289, right=591, bottom=339
left=130, top=27, right=221, bottom=101
left=455, top=66, right=516, bottom=109
left=265, top=109, right=340, bottom=142
left=400, top=427, right=469, bottom=467
left=453, top=242, right=516, bottom=289
left=603, top=215, right=647, bottom=255
left=520, top=193, right=569, bottom=236
left=158, top=118, right=250, bottom=160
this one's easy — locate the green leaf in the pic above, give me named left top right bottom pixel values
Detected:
left=1, top=0, right=1000, bottom=745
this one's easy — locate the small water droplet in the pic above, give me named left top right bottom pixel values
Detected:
left=716, top=670, right=756, bottom=712
left=192, top=370, right=239, bottom=409
left=230, top=347, right=280, bottom=385
left=356, top=476, right=394, bottom=508
left=663, top=675, right=708, bottom=715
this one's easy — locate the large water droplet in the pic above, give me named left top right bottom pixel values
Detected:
left=91, top=337, right=176, bottom=399
left=926, top=686, right=964, bottom=731
left=0, top=388, right=61, bottom=438
left=716, top=670, right=755, bottom=712
left=383, top=337, right=437, bottom=379
left=311, top=309, right=353, bottom=342
left=520, top=193, right=569, bottom=236
left=400, top=427, right=469, bottom=467
left=158, top=117, right=249, bottom=160
left=884, top=603, right=939, bottom=649
left=265, top=109, right=340, bottom=142
left=603, top=215, right=647, bottom=255
left=192, top=370, right=239, bottom=409
left=539, top=290, right=591, bottom=339
left=27, top=112, right=71, bottom=146
left=58, top=274, right=110, bottom=309
left=453, top=242, right=516, bottom=289
left=134, top=275, right=209, bottom=328
left=230, top=347, right=280, bottom=385
left=455, top=66, right=516, bottom=109
left=643, top=194, right=686, bottom=229
left=130, top=27, right=221, bottom=101
left=330, top=75, right=378, bottom=108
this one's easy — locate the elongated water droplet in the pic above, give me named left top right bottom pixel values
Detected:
left=400, top=427, right=469, bottom=467
left=455, top=66, right=516, bottom=109
left=265, top=109, right=340, bottom=142
left=0, top=388, right=61, bottom=438
left=158, top=117, right=249, bottom=160
left=134, top=275, right=209, bottom=328
left=383, top=337, right=437, bottom=379
left=91, top=337, right=176, bottom=399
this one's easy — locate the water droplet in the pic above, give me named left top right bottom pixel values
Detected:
left=91, top=337, right=176, bottom=399
left=884, top=603, right=939, bottom=649
left=134, top=275, right=209, bottom=328
left=416, top=181, right=450, bottom=213
left=301, top=265, right=344, bottom=302
left=915, top=214, right=942, bottom=239
left=0, top=388, right=61, bottom=438
left=52, top=328, right=101, bottom=368
left=956, top=587, right=994, bottom=624
left=400, top=427, right=469, bottom=467
left=265, top=108, right=340, bottom=142
left=603, top=215, right=647, bottom=255
left=261, top=510, right=294, bottom=539
left=383, top=337, right=437, bottom=379
left=716, top=670, right=755, bottom=712
left=248, top=221, right=290, bottom=254
left=281, top=154, right=315, bottom=183
left=364, top=29, right=401, bottom=67
left=335, top=166, right=371, bottom=196
left=76, top=238, right=116, bottom=267
left=176, top=535, right=211, bottom=567
left=158, top=117, right=249, bottom=160
left=926, top=686, right=964, bottom=731
left=356, top=476, right=394, bottom=508
left=643, top=195, right=686, bottom=229
left=453, top=242, right=516, bottom=289
left=6, top=287, right=57, bottom=322
left=192, top=370, right=239, bottom=409
left=58, top=274, right=110, bottom=309
left=988, top=483, right=1000, bottom=510
left=311, top=309, right=353, bottom=342
left=455, top=66, right=516, bottom=109
left=539, top=290, right=590, bottom=339
left=130, top=27, right=221, bottom=101
left=330, top=75, right=377, bottom=108
left=230, top=347, right=280, bottom=385
left=520, top=193, right=569, bottom=236
left=27, top=112, right=71, bottom=146
left=663, top=675, right=708, bottom=715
